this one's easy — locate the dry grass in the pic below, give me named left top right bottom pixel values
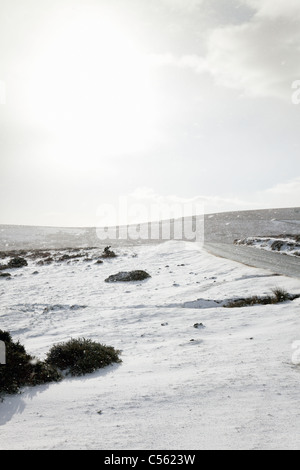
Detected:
left=224, top=288, right=299, bottom=308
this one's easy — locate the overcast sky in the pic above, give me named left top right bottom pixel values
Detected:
left=0, top=0, right=300, bottom=227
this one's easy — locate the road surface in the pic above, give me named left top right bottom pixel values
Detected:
left=204, top=242, right=300, bottom=279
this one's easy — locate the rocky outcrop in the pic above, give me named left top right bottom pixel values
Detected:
left=105, top=270, right=151, bottom=283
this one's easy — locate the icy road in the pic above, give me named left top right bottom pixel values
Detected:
left=204, top=242, right=300, bottom=279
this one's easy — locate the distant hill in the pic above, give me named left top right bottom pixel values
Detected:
left=0, top=207, right=299, bottom=250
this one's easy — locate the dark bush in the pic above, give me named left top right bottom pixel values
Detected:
left=0, top=330, right=62, bottom=396
left=101, top=246, right=117, bottom=259
left=271, top=240, right=285, bottom=251
left=8, top=257, right=28, bottom=268
left=224, top=288, right=299, bottom=308
left=272, top=287, right=290, bottom=302
left=46, top=338, right=122, bottom=377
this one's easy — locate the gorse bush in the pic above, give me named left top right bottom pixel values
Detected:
left=0, top=332, right=122, bottom=397
left=0, top=330, right=62, bottom=396
left=272, top=287, right=290, bottom=302
left=46, top=338, right=122, bottom=376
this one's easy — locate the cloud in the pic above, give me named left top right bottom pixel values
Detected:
left=205, top=0, right=300, bottom=99
left=259, top=177, right=300, bottom=207
left=147, top=53, right=208, bottom=74
left=148, top=0, right=300, bottom=101
left=242, top=0, right=300, bottom=19
left=265, top=177, right=300, bottom=195
left=130, top=187, right=256, bottom=218
left=131, top=182, right=300, bottom=221
left=265, top=176, right=300, bottom=198
left=160, top=0, right=204, bottom=11
left=208, top=25, right=300, bottom=100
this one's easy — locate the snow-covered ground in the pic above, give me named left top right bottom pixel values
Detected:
left=1, top=240, right=300, bottom=450
left=235, top=236, right=300, bottom=258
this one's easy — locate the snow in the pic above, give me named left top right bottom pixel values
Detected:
left=0, top=240, right=300, bottom=450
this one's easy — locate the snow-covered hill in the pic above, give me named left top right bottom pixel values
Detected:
left=0, top=241, right=300, bottom=450
left=1, top=207, right=299, bottom=250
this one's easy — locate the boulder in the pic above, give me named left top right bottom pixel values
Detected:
left=105, top=270, right=151, bottom=283
left=193, top=323, right=205, bottom=329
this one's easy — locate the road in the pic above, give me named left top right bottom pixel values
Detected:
left=204, top=242, right=300, bottom=279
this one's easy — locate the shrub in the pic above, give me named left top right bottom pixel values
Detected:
left=271, top=240, right=285, bottom=251
left=272, top=287, right=290, bottom=302
left=101, top=246, right=117, bottom=259
left=46, top=338, right=122, bottom=377
left=0, top=330, right=62, bottom=396
left=8, top=257, right=28, bottom=268
left=224, top=288, right=299, bottom=308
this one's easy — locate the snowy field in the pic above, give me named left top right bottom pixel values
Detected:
left=1, top=240, right=300, bottom=450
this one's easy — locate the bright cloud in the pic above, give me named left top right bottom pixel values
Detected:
left=161, top=0, right=204, bottom=11
left=206, top=12, right=300, bottom=99
left=130, top=187, right=256, bottom=218
left=149, top=0, right=300, bottom=100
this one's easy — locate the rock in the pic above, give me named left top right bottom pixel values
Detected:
left=0, top=272, right=11, bottom=278
left=8, top=257, right=28, bottom=268
left=105, top=270, right=151, bottom=283
left=193, top=323, right=205, bottom=329
left=95, top=259, right=104, bottom=264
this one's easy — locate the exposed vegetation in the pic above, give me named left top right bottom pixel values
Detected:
left=101, top=246, right=117, bottom=259
left=0, top=246, right=121, bottom=270
left=224, top=288, right=299, bottom=308
left=8, top=257, right=28, bottom=268
left=0, top=332, right=121, bottom=397
left=46, top=338, right=122, bottom=377
left=0, top=330, right=62, bottom=396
